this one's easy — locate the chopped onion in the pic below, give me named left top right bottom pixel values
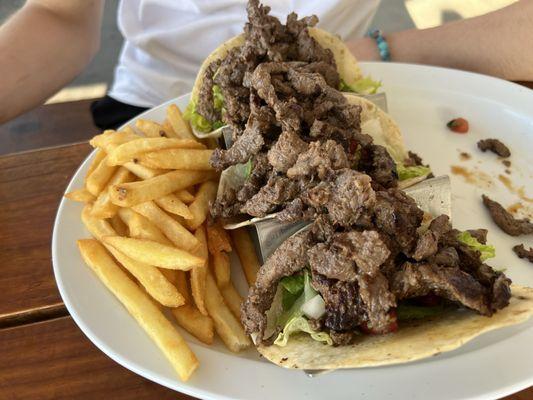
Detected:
left=302, top=295, right=326, bottom=320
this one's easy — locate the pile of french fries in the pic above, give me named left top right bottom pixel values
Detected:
left=66, top=104, right=260, bottom=381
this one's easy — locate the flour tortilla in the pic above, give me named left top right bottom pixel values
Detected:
left=190, top=27, right=363, bottom=132
left=258, top=285, right=533, bottom=370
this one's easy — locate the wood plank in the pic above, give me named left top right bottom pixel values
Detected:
left=0, top=99, right=99, bottom=156
left=0, top=143, right=92, bottom=322
left=0, top=316, right=196, bottom=400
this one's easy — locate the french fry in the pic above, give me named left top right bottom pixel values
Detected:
left=162, top=119, right=178, bottom=138
left=206, top=223, right=232, bottom=254
left=230, top=228, right=259, bottom=286
left=212, top=251, right=231, bottom=288
left=77, top=239, right=198, bottom=381
left=110, top=170, right=217, bottom=207
left=106, top=244, right=185, bottom=307
left=102, top=236, right=204, bottom=270
left=136, top=119, right=166, bottom=138
left=123, top=162, right=168, bottom=180
left=167, top=104, right=195, bottom=139
left=108, top=138, right=205, bottom=166
left=86, top=149, right=107, bottom=178
left=132, top=201, right=199, bottom=251
left=64, top=188, right=95, bottom=203
left=173, top=271, right=214, bottom=344
left=118, top=208, right=172, bottom=245
left=138, top=149, right=213, bottom=170
left=91, top=167, right=134, bottom=218
left=160, top=269, right=177, bottom=285
left=220, top=283, right=243, bottom=320
left=176, top=189, right=195, bottom=204
left=190, top=226, right=208, bottom=316
left=109, top=214, right=129, bottom=236
left=205, top=272, right=251, bottom=352
left=155, top=194, right=193, bottom=220
left=85, top=155, right=118, bottom=196
left=187, top=181, right=218, bottom=230
left=90, top=129, right=139, bottom=152
left=82, top=205, right=116, bottom=237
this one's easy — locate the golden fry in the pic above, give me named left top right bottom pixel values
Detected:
left=109, top=214, right=129, bottom=236
left=77, top=239, right=198, bottom=381
left=106, top=245, right=185, bottom=307
left=110, top=170, right=217, bottom=207
left=103, top=236, right=204, bottom=270
left=176, top=189, right=195, bottom=204
left=187, top=181, right=218, bottom=230
left=86, top=149, right=107, bottom=179
left=206, top=222, right=232, bottom=254
left=118, top=208, right=172, bottom=246
left=190, top=226, right=208, bottom=316
left=91, top=167, right=134, bottom=219
left=205, top=272, right=251, bottom=352
left=85, top=155, right=118, bottom=196
left=212, top=251, right=231, bottom=288
left=155, top=194, right=193, bottom=220
left=90, top=129, right=139, bottom=152
left=220, top=283, right=243, bottom=320
left=135, top=119, right=166, bottom=138
left=139, top=149, right=213, bottom=170
left=132, top=201, right=199, bottom=251
left=108, top=138, right=205, bottom=166
left=82, top=205, right=116, bottom=238
left=167, top=104, right=195, bottom=139
left=64, top=188, right=95, bottom=203
left=173, top=271, right=214, bottom=344
left=230, top=228, right=259, bottom=286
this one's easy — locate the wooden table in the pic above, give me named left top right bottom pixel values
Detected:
left=0, top=97, right=531, bottom=400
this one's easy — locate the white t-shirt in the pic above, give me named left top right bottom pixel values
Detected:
left=109, top=0, right=380, bottom=107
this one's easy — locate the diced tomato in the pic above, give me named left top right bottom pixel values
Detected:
left=447, top=118, right=469, bottom=133
left=360, top=309, right=398, bottom=334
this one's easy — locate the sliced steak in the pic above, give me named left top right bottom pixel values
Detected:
left=267, top=130, right=308, bottom=172
left=241, top=229, right=311, bottom=340
left=513, top=244, right=533, bottom=263
left=482, top=195, right=533, bottom=236
left=467, top=229, right=488, bottom=244
left=287, top=140, right=349, bottom=180
left=359, top=144, right=398, bottom=189
left=241, top=174, right=300, bottom=217
left=430, top=246, right=460, bottom=267
left=391, top=262, right=491, bottom=315
left=412, top=215, right=452, bottom=261
left=236, top=153, right=271, bottom=203
left=477, top=139, right=511, bottom=158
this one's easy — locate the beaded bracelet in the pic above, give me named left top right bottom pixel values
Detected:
left=368, top=29, right=391, bottom=61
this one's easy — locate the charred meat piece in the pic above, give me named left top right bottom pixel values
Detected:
left=513, top=244, right=533, bottom=263
left=391, top=262, right=492, bottom=315
left=329, top=330, right=355, bottom=346
left=374, top=188, right=424, bottom=253
left=241, top=174, right=300, bottom=217
left=304, top=169, right=376, bottom=227
left=412, top=215, right=452, bottom=261
left=236, top=153, right=271, bottom=203
left=241, top=229, right=311, bottom=340
left=210, top=188, right=243, bottom=219
left=311, top=273, right=367, bottom=331
left=359, top=144, right=398, bottom=189
left=477, top=139, right=511, bottom=158
left=267, top=130, right=309, bottom=172
left=482, top=195, right=533, bottom=236
left=467, top=229, right=488, bottom=244
left=287, top=140, right=349, bottom=180
left=430, top=246, right=460, bottom=267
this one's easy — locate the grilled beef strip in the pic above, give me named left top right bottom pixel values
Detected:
left=482, top=195, right=533, bottom=236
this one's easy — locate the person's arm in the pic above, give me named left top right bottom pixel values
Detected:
left=0, top=0, right=104, bottom=124
left=347, top=1, right=533, bottom=81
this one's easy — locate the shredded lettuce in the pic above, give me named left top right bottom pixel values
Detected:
left=397, top=304, right=445, bottom=320
left=340, top=76, right=381, bottom=95
left=183, top=85, right=225, bottom=133
left=277, top=270, right=317, bottom=327
left=274, top=316, right=332, bottom=346
left=280, top=274, right=305, bottom=309
left=457, top=231, right=496, bottom=261
left=396, top=164, right=431, bottom=181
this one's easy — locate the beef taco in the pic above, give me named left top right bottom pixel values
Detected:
left=199, top=0, right=533, bottom=370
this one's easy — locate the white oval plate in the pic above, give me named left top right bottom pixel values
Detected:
left=53, top=62, right=533, bottom=400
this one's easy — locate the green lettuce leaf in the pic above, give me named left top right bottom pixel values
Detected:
left=243, top=159, right=253, bottom=179
left=277, top=270, right=317, bottom=327
left=397, top=304, right=446, bottom=320
left=396, top=164, right=431, bottom=181
left=457, top=231, right=496, bottom=261
left=183, top=85, right=225, bottom=133
left=274, top=316, right=333, bottom=346
left=340, top=76, right=382, bottom=95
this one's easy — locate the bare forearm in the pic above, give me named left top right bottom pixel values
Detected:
left=348, top=1, right=533, bottom=81
left=0, top=0, right=104, bottom=123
